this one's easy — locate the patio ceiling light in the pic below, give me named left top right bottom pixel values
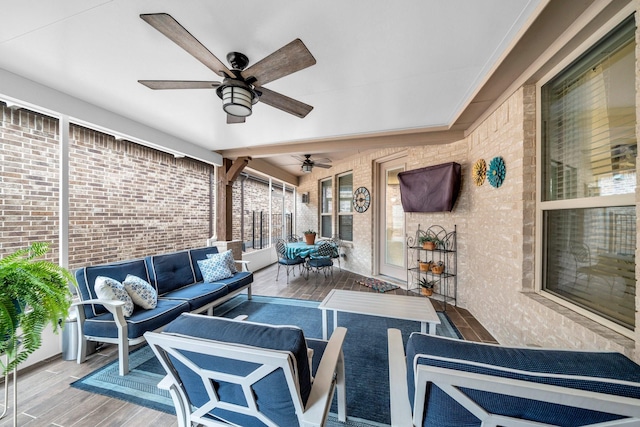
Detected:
left=217, top=79, right=258, bottom=117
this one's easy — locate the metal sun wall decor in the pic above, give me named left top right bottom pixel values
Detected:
left=487, top=156, right=506, bottom=188
left=472, top=159, right=486, bottom=186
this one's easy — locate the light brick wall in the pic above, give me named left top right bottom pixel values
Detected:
left=297, top=82, right=637, bottom=360
left=297, top=148, right=403, bottom=274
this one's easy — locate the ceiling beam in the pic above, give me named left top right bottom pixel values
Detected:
left=218, top=128, right=464, bottom=159
left=246, top=158, right=299, bottom=186
left=226, top=156, right=251, bottom=182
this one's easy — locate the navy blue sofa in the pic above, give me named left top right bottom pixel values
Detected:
left=73, top=246, right=252, bottom=375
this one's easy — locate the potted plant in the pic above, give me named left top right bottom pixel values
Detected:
left=303, top=229, right=317, bottom=245
left=0, top=242, right=74, bottom=375
left=431, top=261, right=445, bottom=275
left=419, top=235, right=440, bottom=250
left=419, top=277, right=435, bottom=296
left=419, top=259, right=432, bottom=272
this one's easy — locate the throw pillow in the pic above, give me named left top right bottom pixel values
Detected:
left=94, top=276, right=134, bottom=317
left=198, top=257, right=233, bottom=282
left=206, top=249, right=237, bottom=274
left=122, top=274, right=157, bottom=309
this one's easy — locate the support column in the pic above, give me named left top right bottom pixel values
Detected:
left=215, top=157, right=251, bottom=241
left=59, top=115, right=69, bottom=268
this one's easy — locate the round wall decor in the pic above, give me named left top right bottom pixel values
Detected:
left=472, top=159, right=486, bottom=186
left=487, top=156, right=506, bottom=188
left=353, top=186, right=371, bottom=213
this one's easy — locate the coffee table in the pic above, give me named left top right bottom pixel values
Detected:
left=318, top=289, right=440, bottom=339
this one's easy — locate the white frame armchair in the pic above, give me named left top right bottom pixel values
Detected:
left=388, top=329, right=640, bottom=427
left=145, top=316, right=347, bottom=427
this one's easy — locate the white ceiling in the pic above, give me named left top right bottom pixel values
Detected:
left=0, top=0, right=543, bottom=175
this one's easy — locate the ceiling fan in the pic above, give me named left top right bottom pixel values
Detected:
left=296, top=154, right=332, bottom=173
left=137, top=13, right=316, bottom=124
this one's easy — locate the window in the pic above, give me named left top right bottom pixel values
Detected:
left=540, top=16, right=636, bottom=330
left=337, top=173, right=353, bottom=241
left=320, top=179, right=332, bottom=238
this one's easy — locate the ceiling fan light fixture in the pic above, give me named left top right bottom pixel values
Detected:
left=221, top=85, right=253, bottom=117
left=301, top=163, right=313, bottom=173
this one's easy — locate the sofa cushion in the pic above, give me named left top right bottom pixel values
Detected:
left=197, top=257, right=233, bottom=282
left=94, top=276, right=134, bottom=317
left=83, top=298, right=189, bottom=340
left=406, top=333, right=640, bottom=427
left=146, top=251, right=196, bottom=295
left=75, top=259, right=149, bottom=318
left=159, top=282, right=228, bottom=312
left=164, top=314, right=312, bottom=426
left=189, top=246, right=220, bottom=282
left=209, top=271, right=253, bottom=293
left=123, top=274, right=157, bottom=309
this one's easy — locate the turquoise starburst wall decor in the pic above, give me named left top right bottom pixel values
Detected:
left=487, top=156, right=506, bottom=188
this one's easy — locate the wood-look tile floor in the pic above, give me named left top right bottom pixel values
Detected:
left=0, top=262, right=495, bottom=426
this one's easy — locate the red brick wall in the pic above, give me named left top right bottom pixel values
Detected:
left=1, top=104, right=214, bottom=269
left=0, top=107, right=61, bottom=262
left=68, top=125, right=214, bottom=267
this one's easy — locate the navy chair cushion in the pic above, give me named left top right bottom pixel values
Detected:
left=406, top=333, right=640, bottom=427
left=307, top=257, right=333, bottom=268
left=146, top=251, right=196, bottom=295
left=159, top=282, right=228, bottom=312
left=188, top=246, right=220, bottom=282
left=279, top=256, right=305, bottom=265
left=83, top=298, right=189, bottom=340
left=164, top=313, right=313, bottom=426
left=75, top=259, right=150, bottom=318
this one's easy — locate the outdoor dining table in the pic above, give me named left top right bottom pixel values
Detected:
left=285, top=241, right=319, bottom=259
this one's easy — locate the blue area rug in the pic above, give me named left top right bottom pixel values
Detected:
left=71, top=295, right=461, bottom=426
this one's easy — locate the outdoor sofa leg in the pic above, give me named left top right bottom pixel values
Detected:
left=118, top=327, right=129, bottom=376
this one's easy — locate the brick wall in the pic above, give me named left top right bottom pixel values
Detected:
left=1, top=104, right=214, bottom=269
left=0, top=107, right=60, bottom=262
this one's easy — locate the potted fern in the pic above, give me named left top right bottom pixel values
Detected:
left=0, top=242, right=74, bottom=375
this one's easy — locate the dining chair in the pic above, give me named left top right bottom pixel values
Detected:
left=275, top=239, right=305, bottom=284
left=569, top=242, right=611, bottom=290
left=330, top=235, right=342, bottom=271
left=306, top=241, right=335, bottom=279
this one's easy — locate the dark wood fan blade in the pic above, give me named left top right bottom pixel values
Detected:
left=140, top=13, right=232, bottom=78
left=227, top=114, right=245, bottom=124
left=138, top=80, right=221, bottom=90
left=257, top=87, right=313, bottom=118
left=242, top=39, right=316, bottom=86
left=312, top=157, right=332, bottom=164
